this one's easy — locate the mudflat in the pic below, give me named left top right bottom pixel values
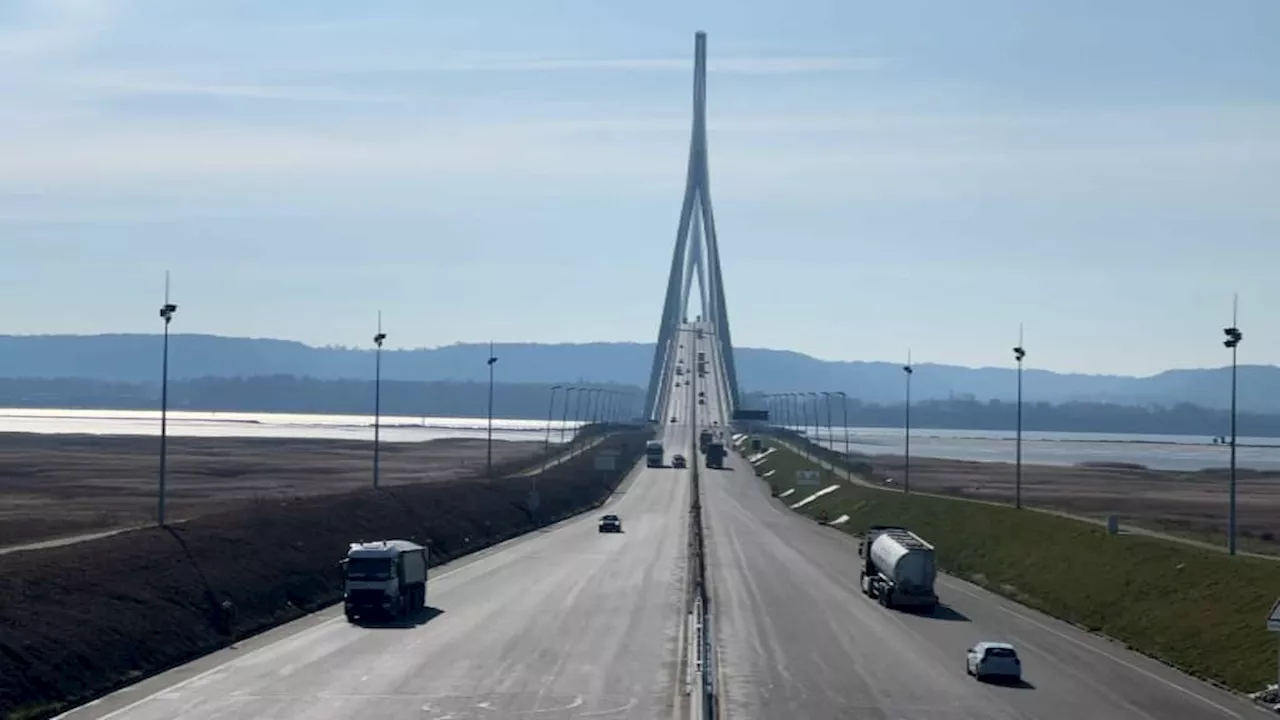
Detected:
left=0, top=432, right=542, bottom=547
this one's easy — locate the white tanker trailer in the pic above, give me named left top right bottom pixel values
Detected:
left=858, top=525, right=939, bottom=612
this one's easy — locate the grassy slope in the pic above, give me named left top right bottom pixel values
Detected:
left=0, top=430, right=650, bottom=720
left=744, top=436, right=1280, bottom=694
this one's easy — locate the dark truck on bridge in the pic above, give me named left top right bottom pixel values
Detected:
left=705, top=441, right=726, bottom=469
left=699, top=429, right=714, bottom=453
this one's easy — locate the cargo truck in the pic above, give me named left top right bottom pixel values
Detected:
left=645, top=440, right=665, bottom=468
left=699, top=429, right=714, bottom=453
left=342, top=539, right=428, bottom=622
left=858, top=526, right=938, bottom=612
left=705, top=442, right=726, bottom=469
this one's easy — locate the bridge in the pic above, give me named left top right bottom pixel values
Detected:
left=56, top=32, right=1256, bottom=720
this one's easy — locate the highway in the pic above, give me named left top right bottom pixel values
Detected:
left=59, top=382, right=700, bottom=719
left=689, top=331, right=1262, bottom=719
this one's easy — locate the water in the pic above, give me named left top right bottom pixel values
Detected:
left=797, top=425, right=1280, bottom=472
left=2, top=408, right=1276, bottom=471
left=0, top=408, right=580, bottom=445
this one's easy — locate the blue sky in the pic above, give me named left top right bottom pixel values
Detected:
left=0, top=0, right=1277, bottom=376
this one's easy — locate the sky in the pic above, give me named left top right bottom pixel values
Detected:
left=0, top=0, right=1277, bottom=376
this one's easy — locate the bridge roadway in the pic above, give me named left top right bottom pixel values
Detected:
left=59, top=366, right=702, bottom=719
left=59, top=325, right=1262, bottom=720
left=688, top=331, right=1260, bottom=719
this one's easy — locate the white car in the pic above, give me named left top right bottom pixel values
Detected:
left=965, top=641, right=1022, bottom=681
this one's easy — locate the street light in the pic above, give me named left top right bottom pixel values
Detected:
left=559, top=387, right=577, bottom=445
left=834, top=390, right=850, bottom=479
left=821, top=391, right=835, bottom=458
left=373, top=312, right=387, bottom=489
left=157, top=272, right=177, bottom=526
left=573, top=386, right=588, bottom=441
left=486, top=341, right=498, bottom=478
left=903, top=351, right=913, bottom=495
left=1224, top=295, right=1244, bottom=556
left=1013, top=328, right=1026, bottom=510
left=807, top=391, right=820, bottom=454
left=543, top=385, right=563, bottom=459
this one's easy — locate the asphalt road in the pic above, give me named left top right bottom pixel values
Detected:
left=692, top=338, right=1262, bottom=719
left=59, top=392, right=698, bottom=720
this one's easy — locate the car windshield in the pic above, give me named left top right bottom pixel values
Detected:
left=345, top=557, right=392, bottom=580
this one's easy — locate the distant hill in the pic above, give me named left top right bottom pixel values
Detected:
left=0, top=333, right=1276, bottom=412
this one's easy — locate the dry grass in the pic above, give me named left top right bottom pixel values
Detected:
left=0, top=433, right=543, bottom=547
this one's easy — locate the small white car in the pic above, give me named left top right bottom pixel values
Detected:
left=965, top=641, right=1022, bottom=681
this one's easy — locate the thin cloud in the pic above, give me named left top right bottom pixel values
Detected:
left=77, top=75, right=404, bottom=104
left=0, top=0, right=117, bottom=59
left=351, top=55, right=885, bottom=75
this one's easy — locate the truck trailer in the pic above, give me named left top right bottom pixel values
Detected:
left=699, top=429, right=714, bottom=453
left=858, top=526, right=938, bottom=612
left=342, top=539, right=428, bottom=622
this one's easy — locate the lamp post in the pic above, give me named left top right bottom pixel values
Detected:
left=559, top=387, right=577, bottom=445
left=543, top=385, right=562, bottom=459
left=807, top=391, right=820, bottom=454
left=486, top=342, right=498, bottom=478
left=821, top=391, right=835, bottom=457
left=157, top=272, right=177, bottom=526
left=373, top=313, right=387, bottom=489
left=573, top=386, right=588, bottom=441
left=1013, top=329, right=1026, bottom=510
left=904, top=351, right=913, bottom=495
left=834, top=390, right=849, bottom=479
left=1224, top=295, right=1243, bottom=556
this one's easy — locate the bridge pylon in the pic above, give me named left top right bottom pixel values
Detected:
left=643, top=31, right=742, bottom=421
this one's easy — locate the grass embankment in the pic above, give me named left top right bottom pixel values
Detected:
left=0, top=429, right=650, bottom=720
left=742, top=435, right=1280, bottom=695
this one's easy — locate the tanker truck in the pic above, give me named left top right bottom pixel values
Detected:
left=858, top=525, right=938, bottom=612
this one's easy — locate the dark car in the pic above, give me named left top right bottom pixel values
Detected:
left=599, top=514, right=622, bottom=533
left=672, top=454, right=687, bottom=469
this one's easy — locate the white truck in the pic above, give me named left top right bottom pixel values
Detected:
left=858, top=525, right=938, bottom=612
left=342, top=539, right=428, bottom=622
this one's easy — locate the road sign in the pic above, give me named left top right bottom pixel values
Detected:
left=1267, top=598, right=1280, bottom=631
left=594, top=450, right=620, bottom=472
left=795, top=470, right=820, bottom=486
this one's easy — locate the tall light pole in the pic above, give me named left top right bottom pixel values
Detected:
left=821, top=391, right=835, bottom=456
left=559, top=387, right=577, bottom=445
left=834, top=390, right=849, bottom=478
left=1224, top=295, right=1243, bottom=556
left=573, top=386, right=588, bottom=440
left=543, top=384, right=562, bottom=458
left=486, top=342, right=498, bottom=478
left=157, top=272, right=177, bottom=526
left=808, top=391, right=821, bottom=451
left=903, top=351, right=913, bottom=495
left=373, top=312, right=387, bottom=489
left=1013, top=328, right=1026, bottom=510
